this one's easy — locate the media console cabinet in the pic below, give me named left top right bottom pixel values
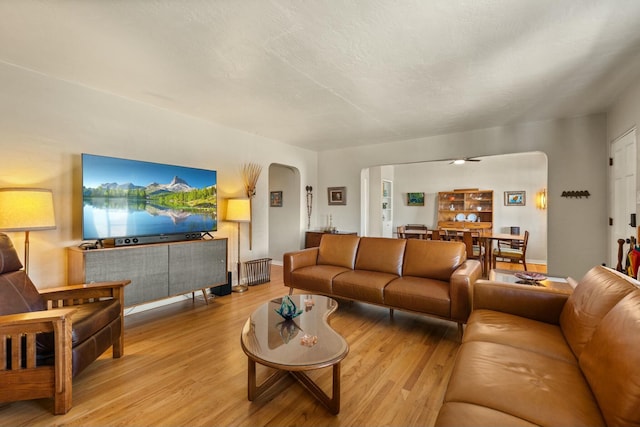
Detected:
left=67, top=238, right=228, bottom=307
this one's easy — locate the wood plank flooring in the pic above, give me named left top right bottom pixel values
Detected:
left=0, top=262, right=544, bottom=426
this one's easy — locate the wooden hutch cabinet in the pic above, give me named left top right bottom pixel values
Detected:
left=437, top=189, right=493, bottom=234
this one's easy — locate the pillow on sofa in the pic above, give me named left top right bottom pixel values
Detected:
left=355, top=237, right=406, bottom=275
left=579, top=290, right=640, bottom=427
left=403, top=240, right=466, bottom=281
left=560, top=266, right=638, bottom=358
left=317, top=234, right=360, bottom=269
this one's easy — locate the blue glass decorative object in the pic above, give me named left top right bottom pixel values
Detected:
left=275, top=295, right=303, bottom=321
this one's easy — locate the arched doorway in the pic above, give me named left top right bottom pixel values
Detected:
left=268, top=163, right=301, bottom=265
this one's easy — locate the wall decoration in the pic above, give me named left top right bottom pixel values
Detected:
left=328, top=187, right=347, bottom=205
left=305, top=186, right=313, bottom=229
left=505, top=191, right=526, bottom=206
left=407, top=192, right=425, bottom=206
left=241, top=162, right=262, bottom=250
left=561, top=190, right=590, bottom=198
left=270, top=191, right=283, bottom=207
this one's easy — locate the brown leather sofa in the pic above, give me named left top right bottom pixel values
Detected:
left=283, top=234, right=482, bottom=332
left=436, top=265, right=640, bottom=427
left=0, top=233, right=129, bottom=414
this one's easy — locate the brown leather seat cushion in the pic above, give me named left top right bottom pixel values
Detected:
left=383, top=276, right=450, bottom=317
left=443, top=340, right=605, bottom=426
left=464, top=309, right=577, bottom=364
left=333, top=270, right=398, bottom=304
left=290, top=265, right=351, bottom=294
left=69, top=300, right=122, bottom=346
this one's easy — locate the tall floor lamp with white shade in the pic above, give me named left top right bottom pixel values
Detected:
left=0, top=188, right=56, bottom=274
left=226, top=198, right=251, bottom=293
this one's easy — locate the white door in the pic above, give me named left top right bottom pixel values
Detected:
left=610, top=129, right=637, bottom=268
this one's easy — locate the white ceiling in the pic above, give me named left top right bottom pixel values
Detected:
left=2, top=1, right=640, bottom=151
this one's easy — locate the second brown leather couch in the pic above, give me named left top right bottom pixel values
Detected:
left=283, top=234, right=483, bottom=332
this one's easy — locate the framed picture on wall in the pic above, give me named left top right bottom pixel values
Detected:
left=270, top=191, right=283, bottom=207
left=328, top=187, right=347, bottom=205
left=407, top=192, right=425, bottom=206
left=505, top=191, right=526, bottom=206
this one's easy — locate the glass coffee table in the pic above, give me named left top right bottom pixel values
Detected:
left=489, top=269, right=574, bottom=294
left=240, top=294, right=348, bottom=414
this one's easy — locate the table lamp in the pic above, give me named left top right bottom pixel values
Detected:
left=226, top=198, right=251, bottom=293
left=0, top=188, right=56, bottom=274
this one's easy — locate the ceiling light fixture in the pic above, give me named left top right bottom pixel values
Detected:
left=453, top=159, right=466, bottom=165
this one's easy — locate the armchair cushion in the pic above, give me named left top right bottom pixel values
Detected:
left=0, top=234, right=23, bottom=274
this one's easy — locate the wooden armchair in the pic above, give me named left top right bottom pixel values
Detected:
left=0, top=233, right=130, bottom=414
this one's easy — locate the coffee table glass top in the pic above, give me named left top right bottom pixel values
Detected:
left=489, top=269, right=574, bottom=293
left=241, top=294, right=348, bottom=369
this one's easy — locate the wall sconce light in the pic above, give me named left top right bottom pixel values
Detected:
left=536, top=189, right=547, bottom=210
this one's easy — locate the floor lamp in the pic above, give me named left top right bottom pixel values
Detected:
left=226, top=198, right=251, bottom=293
left=0, top=188, right=56, bottom=275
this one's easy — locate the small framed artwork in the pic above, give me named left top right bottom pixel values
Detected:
left=270, top=191, right=283, bottom=207
left=407, top=192, right=425, bottom=206
left=328, top=187, right=347, bottom=205
left=505, top=191, right=526, bottom=206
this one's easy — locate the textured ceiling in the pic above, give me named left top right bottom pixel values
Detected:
left=1, top=1, right=640, bottom=151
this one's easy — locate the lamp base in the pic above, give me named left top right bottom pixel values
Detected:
left=232, top=284, right=249, bottom=293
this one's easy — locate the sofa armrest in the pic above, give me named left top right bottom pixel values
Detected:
left=450, top=259, right=483, bottom=323
left=473, top=280, right=570, bottom=324
left=39, top=280, right=130, bottom=308
left=283, top=248, right=319, bottom=287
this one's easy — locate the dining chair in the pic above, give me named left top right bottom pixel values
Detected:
left=404, top=224, right=427, bottom=239
left=492, top=230, right=529, bottom=270
left=397, top=225, right=407, bottom=239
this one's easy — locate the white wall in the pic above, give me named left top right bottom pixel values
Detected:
left=0, top=62, right=317, bottom=287
left=317, top=115, right=607, bottom=278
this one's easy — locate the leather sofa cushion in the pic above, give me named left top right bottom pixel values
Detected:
left=383, top=276, right=450, bottom=317
left=403, top=240, right=465, bottom=281
left=436, top=402, right=539, bottom=427
left=579, top=290, right=640, bottom=427
left=354, top=237, right=406, bottom=276
left=442, top=340, right=604, bottom=426
left=317, top=234, right=360, bottom=269
left=560, top=266, right=637, bottom=358
left=69, top=300, right=122, bottom=347
left=464, top=309, right=577, bottom=364
left=0, top=233, right=23, bottom=274
left=290, top=265, right=351, bottom=294
left=333, top=270, right=397, bottom=304
left=0, top=270, right=45, bottom=315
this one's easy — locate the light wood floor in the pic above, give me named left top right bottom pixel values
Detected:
left=1, top=261, right=543, bottom=426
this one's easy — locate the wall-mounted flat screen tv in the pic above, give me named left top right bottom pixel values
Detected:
left=82, top=153, right=217, bottom=242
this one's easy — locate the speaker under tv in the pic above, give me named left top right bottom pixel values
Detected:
left=211, top=271, right=232, bottom=296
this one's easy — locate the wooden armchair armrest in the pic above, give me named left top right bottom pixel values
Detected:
left=39, top=280, right=130, bottom=308
left=0, top=308, right=76, bottom=408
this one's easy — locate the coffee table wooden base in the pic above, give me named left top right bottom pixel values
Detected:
left=247, top=358, right=341, bottom=415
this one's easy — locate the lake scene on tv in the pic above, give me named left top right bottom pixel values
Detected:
left=82, top=154, right=217, bottom=240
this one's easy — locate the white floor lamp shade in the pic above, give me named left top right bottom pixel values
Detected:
left=0, top=188, right=56, bottom=274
